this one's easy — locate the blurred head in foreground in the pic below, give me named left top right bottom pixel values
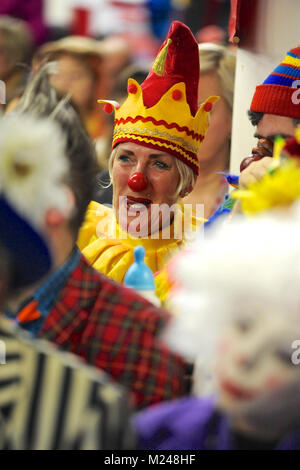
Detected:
left=0, top=111, right=73, bottom=301
left=165, top=205, right=300, bottom=440
left=0, top=108, right=74, bottom=299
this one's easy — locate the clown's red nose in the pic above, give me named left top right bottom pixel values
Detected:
left=128, top=172, right=148, bottom=192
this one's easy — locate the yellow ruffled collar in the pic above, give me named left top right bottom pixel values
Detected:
left=77, top=201, right=204, bottom=295
left=92, top=201, right=201, bottom=246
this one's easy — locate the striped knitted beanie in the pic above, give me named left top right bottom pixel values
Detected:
left=250, top=47, right=300, bottom=118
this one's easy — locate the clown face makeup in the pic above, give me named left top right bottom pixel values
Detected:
left=112, top=142, right=180, bottom=237
left=216, top=311, right=300, bottom=440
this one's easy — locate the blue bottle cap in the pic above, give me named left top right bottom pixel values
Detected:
left=124, top=245, right=155, bottom=290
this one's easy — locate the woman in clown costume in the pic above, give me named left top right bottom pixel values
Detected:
left=77, top=22, right=218, bottom=301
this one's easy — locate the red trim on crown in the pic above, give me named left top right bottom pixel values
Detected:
left=104, top=103, right=114, bottom=114
left=115, top=116, right=204, bottom=142
left=128, top=83, right=138, bottom=94
left=204, top=102, right=213, bottom=112
left=113, top=136, right=199, bottom=175
left=172, top=89, right=183, bottom=101
left=119, top=133, right=199, bottom=159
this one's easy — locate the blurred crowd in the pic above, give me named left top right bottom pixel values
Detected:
left=0, top=0, right=232, bottom=175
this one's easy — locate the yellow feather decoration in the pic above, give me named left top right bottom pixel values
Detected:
left=233, top=159, right=300, bottom=215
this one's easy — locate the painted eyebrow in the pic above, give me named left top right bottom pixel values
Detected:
left=149, top=154, right=171, bottom=159
left=118, top=149, right=134, bottom=155
left=118, top=149, right=170, bottom=158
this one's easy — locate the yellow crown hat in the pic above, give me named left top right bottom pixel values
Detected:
left=98, top=21, right=219, bottom=175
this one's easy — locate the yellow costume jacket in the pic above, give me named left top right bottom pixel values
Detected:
left=77, top=201, right=204, bottom=301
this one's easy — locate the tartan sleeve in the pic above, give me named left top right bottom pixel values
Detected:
left=39, top=258, right=187, bottom=410
left=78, top=287, right=187, bottom=409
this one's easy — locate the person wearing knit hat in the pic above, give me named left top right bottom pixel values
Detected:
left=239, top=46, right=300, bottom=193
left=78, top=21, right=218, bottom=297
left=250, top=46, right=300, bottom=119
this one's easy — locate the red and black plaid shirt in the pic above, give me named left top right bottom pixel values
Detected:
left=38, top=254, right=186, bottom=408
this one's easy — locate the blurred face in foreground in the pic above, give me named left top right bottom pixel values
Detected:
left=112, top=142, right=180, bottom=237
left=216, top=311, right=300, bottom=440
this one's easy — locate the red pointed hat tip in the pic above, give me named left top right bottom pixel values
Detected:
left=128, top=172, right=148, bottom=192
left=204, top=102, right=213, bottom=112
left=103, top=103, right=114, bottom=114
left=128, top=83, right=138, bottom=94
left=172, top=89, right=182, bottom=101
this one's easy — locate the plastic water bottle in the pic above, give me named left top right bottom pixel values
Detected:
left=124, top=246, right=161, bottom=307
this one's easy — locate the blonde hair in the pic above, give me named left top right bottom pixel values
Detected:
left=198, top=43, right=236, bottom=111
left=108, top=147, right=195, bottom=199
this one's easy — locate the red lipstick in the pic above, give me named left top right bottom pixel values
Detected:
left=221, top=379, right=259, bottom=401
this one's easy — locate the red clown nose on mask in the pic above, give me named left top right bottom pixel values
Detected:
left=128, top=172, right=148, bottom=192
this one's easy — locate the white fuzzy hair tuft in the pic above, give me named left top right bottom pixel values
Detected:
left=165, top=203, right=300, bottom=366
left=0, top=114, right=69, bottom=228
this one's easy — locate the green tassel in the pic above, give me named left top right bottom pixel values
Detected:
left=152, top=39, right=172, bottom=76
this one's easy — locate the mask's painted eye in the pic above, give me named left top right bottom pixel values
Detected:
left=235, top=317, right=253, bottom=333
